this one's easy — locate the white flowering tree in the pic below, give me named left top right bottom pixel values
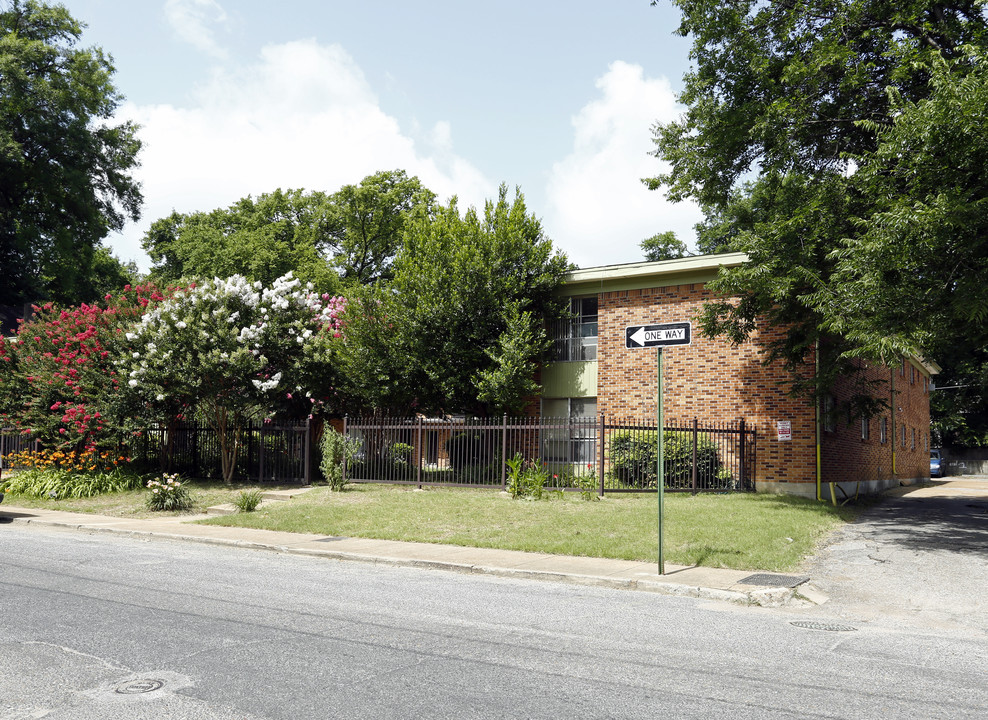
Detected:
left=118, top=273, right=345, bottom=483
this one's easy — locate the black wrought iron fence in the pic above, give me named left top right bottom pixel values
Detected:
left=0, top=428, right=40, bottom=477
left=130, top=421, right=312, bottom=484
left=342, top=416, right=756, bottom=494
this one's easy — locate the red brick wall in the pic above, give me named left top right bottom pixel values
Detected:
left=595, top=284, right=819, bottom=490
left=821, top=358, right=931, bottom=485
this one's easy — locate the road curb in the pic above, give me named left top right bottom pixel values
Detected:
left=5, top=513, right=803, bottom=608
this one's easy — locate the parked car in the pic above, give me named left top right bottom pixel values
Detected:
left=930, top=449, right=943, bottom=478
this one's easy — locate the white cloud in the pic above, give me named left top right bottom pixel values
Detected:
left=109, top=39, right=494, bottom=270
left=544, top=61, right=703, bottom=269
left=164, top=0, right=231, bottom=59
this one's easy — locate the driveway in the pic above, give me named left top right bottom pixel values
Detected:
left=797, top=476, right=988, bottom=636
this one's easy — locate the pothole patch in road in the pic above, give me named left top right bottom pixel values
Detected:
left=790, top=620, right=858, bottom=632
left=84, top=671, right=192, bottom=703
left=114, top=678, right=165, bottom=695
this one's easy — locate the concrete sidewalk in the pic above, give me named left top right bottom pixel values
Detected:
left=0, top=503, right=818, bottom=608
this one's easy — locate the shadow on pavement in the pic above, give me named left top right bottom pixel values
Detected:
left=847, top=479, right=988, bottom=555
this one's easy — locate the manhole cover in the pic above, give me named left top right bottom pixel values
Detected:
left=738, top=573, right=809, bottom=588
left=114, top=679, right=165, bottom=695
left=790, top=621, right=858, bottom=632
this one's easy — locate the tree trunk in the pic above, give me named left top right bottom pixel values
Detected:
left=212, top=404, right=240, bottom=485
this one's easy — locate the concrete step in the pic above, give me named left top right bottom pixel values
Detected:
left=205, top=486, right=315, bottom=515
left=205, top=503, right=238, bottom=516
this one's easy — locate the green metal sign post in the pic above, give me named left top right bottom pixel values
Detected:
left=625, top=321, right=692, bottom=577
left=656, top=347, right=664, bottom=575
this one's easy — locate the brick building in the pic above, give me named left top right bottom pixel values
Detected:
left=541, top=253, right=937, bottom=498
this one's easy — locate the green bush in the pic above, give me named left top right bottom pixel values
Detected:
left=576, top=465, right=599, bottom=501
left=234, top=489, right=263, bottom=513
left=389, top=442, right=414, bottom=465
left=505, top=454, right=549, bottom=500
left=610, top=431, right=720, bottom=489
left=4, top=466, right=145, bottom=499
left=445, top=430, right=501, bottom=474
left=319, top=427, right=361, bottom=491
left=386, top=441, right=416, bottom=479
left=145, top=473, right=194, bottom=511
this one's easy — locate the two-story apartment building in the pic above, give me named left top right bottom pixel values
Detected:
left=541, top=253, right=936, bottom=498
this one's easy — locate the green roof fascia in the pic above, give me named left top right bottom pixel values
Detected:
left=559, top=252, right=749, bottom=297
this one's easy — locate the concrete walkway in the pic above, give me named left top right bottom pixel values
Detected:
left=0, top=500, right=811, bottom=608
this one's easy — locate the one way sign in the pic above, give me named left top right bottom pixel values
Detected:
left=625, top=321, right=692, bottom=349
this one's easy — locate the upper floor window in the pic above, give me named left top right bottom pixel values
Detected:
left=552, top=297, right=598, bottom=361
left=861, top=416, right=870, bottom=441
left=880, top=417, right=887, bottom=444
left=822, top=395, right=836, bottom=432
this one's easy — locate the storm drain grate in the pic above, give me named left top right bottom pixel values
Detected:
left=114, top=679, right=165, bottom=695
left=790, top=621, right=858, bottom=632
left=737, top=573, right=809, bottom=588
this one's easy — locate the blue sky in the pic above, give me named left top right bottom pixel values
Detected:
left=65, top=0, right=701, bottom=271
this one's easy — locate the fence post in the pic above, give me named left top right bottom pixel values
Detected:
left=501, top=414, right=509, bottom=490
left=342, top=415, right=349, bottom=486
left=192, top=425, right=200, bottom=477
left=692, top=417, right=699, bottom=495
left=598, top=414, right=606, bottom=497
left=739, top=418, right=747, bottom=491
left=257, top=423, right=265, bottom=483
left=304, top=417, right=312, bottom=486
left=417, top=415, right=423, bottom=488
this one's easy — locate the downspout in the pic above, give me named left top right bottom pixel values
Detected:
left=890, top=367, right=897, bottom=478
left=816, top=343, right=823, bottom=502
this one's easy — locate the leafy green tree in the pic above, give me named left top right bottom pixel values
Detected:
left=640, top=231, right=689, bottom=261
left=142, top=172, right=434, bottom=292
left=647, top=0, right=988, bottom=414
left=819, top=54, right=988, bottom=363
left=337, top=186, right=570, bottom=416
left=142, top=189, right=340, bottom=293
left=0, top=0, right=142, bottom=307
left=323, top=169, right=436, bottom=285
left=931, top=350, right=988, bottom=447
left=118, top=274, right=345, bottom=483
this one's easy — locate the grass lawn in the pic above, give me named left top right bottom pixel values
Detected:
left=2, top=477, right=869, bottom=572
left=200, top=484, right=866, bottom=572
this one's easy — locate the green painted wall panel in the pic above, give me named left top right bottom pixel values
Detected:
left=542, top=361, right=598, bottom=398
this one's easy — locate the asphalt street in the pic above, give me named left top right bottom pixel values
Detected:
left=2, top=509, right=987, bottom=719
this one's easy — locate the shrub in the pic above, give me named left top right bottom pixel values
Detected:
left=145, top=473, right=194, bottom=511
left=319, top=427, right=361, bottom=491
left=444, top=430, right=501, bottom=473
left=234, top=489, right=263, bottom=513
left=610, top=430, right=719, bottom=489
left=577, top=463, right=599, bottom=501
left=388, top=442, right=414, bottom=465
left=505, top=454, right=549, bottom=500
